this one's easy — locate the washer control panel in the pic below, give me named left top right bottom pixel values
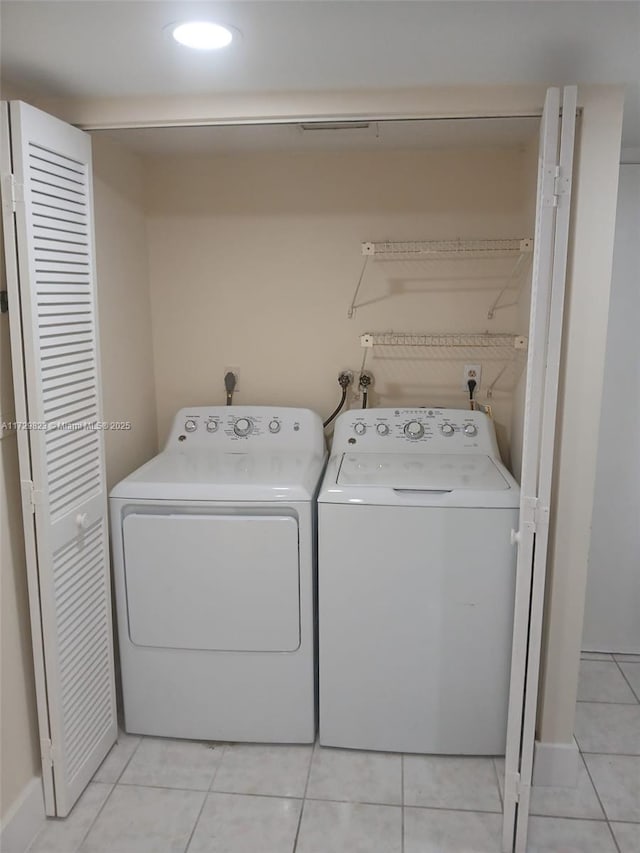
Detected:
left=167, top=406, right=324, bottom=451
left=337, top=407, right=499, bottom=455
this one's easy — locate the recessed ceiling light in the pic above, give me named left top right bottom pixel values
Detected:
left=171, top=21, right=234, bottom=50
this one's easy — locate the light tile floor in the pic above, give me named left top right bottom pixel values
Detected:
left=28, top=651, right=639, bottom=852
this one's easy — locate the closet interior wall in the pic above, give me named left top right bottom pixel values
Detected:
left=107, top=134, right=540, bottom=467
left=91, top=134, right=158, bottom=490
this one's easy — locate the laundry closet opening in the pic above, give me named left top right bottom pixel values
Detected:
left=92, top=115, right=540, bottom=476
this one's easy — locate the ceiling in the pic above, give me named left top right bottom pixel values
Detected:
left=98, top=116, right=541, bottom=155
left=1, top=1, right=639, bottom=146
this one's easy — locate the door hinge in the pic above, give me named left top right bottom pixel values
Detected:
left=505, top=770, right=522, bottom=803
left=2, top=173, right=24, bottom=213
left=21, top=479, right=43, bottom=514
left=519, top=496, right=550, bottom=536
left=553, top=165, right=571, bottom=206
left=543, top=164, right=571, bottom=208
left=41, top=737, right=54, bottom=768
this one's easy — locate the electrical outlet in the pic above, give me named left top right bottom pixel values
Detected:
left=462, top=364, right=481, bottom=390
left=224, top=366, right=240, bottom=391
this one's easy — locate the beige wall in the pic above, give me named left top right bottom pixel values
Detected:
left=145, top=146, right=533, bottom=460
left=537, top=87, right=624, bottom=743
left=0, top=231, right=40, bottom=821
left=92, top=134, right=158, bottom=488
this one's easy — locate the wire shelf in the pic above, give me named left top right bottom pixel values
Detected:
left=359, top=331, right=528, bottom=399
left=362, top=238, right=533, bottom=259
left=348, top=238, right=534, bottom=319
left=361, top=332, right=527, bottom=349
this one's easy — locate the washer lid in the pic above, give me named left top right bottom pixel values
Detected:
left=109, top=448, right=326, bottom=502
left=337, top=452, right=510, bottom=491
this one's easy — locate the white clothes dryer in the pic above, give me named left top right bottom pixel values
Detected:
left=110, top=406, right=326, bottom=743
left=318, top=407, right=520, bottom=755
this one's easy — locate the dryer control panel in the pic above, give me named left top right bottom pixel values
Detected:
left=331, top=407, right=500, bottom=456
left=167, top=406, right=324, bottom=451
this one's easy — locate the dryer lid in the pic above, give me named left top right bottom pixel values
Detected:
left=337, top=452, right=510, bottom=491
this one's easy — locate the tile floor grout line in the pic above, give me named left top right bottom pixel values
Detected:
left=74, top=781, right=117, bottom=853
left=115, top=781, right=302, bottom=798
left=207, top=743, right=228, bottom=792
left=112, top=733, right=143, bottom=784
left=73, top=733, right=144, bottom=853
left=607, top=820, right=624, bottom=853
left=613, top=658, right=640, bottom=704
left=580, top=748, right=624, bottom=853
left=182, top=790, right=210, bottom=853
left=517, top=813, right=622, bottom=826
left=309, top=797, right=493, bottom=813
left=291, top=737, right=316, bottom=853
left=579, top=750, right=610, bottom=823
left=576, top=699, right=639, bottom=706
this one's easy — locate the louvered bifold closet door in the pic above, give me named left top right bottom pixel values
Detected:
left=1, top=101, right=116, bottom=816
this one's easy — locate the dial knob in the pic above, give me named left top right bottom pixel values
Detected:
left=404, top=420, right=424, bottom=439
left=206, top=420, right=219, bottom=433
left=184, top=419, right=197, bottom=433
left=268, top=419, right=281, bottom=434
left=234, top=417, right=252, bottom=437
left=376, top=423, right=390, bottom=436
left=441, top=423, right=455, bottom=437
left=463, top=424, right=478, bottom=437
left=353, top=422, right=367, bottom=436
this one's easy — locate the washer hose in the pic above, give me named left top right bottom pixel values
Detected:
left=359, top=371, right=373, bottom=409
left=323, top=386, right=348, bottom=428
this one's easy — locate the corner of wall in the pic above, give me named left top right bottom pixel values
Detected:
left=91, top=132, right=159, bottom=488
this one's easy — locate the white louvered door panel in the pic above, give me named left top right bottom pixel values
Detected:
left=501, top=87, right=577, bottom=852
left=0, top=101, right=116, bottom=816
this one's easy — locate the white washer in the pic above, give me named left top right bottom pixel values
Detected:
left=110, top=406, right=326, bottom=743
left=318, top=407, right=520, bottom=755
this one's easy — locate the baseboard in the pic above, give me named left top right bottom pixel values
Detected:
left=0, top=776, right=45, bottom=853
left=532, top=739, right=580, bottom=788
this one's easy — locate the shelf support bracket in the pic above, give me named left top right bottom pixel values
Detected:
left=347, top=255, right=370, bottom=319
left=487, top=240, right=534, bottom=319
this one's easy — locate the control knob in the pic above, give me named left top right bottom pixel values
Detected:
left=376, top=423, right=390, bottom=436
left=441, top=423, right=455, bottom=437
left=206, top=420, right=219, bottom=433
left=184, top=419, right=197, bottom=433
left=353, top=422, right=367, bottom=436
left=404, top=420, right=424, bottom=439
left=234, top=417, right=252, bottom=437
left=463, top=424, right=478, bottom=437
left=268, top=419, right=281, bottom=434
